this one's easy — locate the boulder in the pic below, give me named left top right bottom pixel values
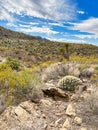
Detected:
left=42, top=87, right=69, bottom=100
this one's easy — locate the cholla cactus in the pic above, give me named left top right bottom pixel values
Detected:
left=58, top=75, right=82, bottom=91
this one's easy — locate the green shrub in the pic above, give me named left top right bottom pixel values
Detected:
left=6, top=57, right=21, bottom=71
left=0, top=65, right=42, bottom=105
left=58, top=75, right=82, bottom=91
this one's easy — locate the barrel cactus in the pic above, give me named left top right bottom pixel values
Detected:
left=58, top=75, right=82, bottom=91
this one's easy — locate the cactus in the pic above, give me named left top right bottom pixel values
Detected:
left=58, top=75, right=82, bottom=91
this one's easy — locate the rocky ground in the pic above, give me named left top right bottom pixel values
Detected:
left=0, top=78, right=98, bottom=130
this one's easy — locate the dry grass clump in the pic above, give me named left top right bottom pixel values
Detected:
left=79, top=67, right=94, bottom=79
left=66, top=62, right=80, bottom=77
left=41, top=62, right=68, bottom=82
left=41, top=62, right=80, bottom=82
left=85, top=86, right=98, bottom=115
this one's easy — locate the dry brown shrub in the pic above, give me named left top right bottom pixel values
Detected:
left=41, top=62, right=80, bottom=82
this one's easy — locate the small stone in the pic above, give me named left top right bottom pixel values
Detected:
left=70, top=94, right=79, bottom=102
left=74, top=116, right=82, bottom=125
left=42, top=114, right=46, bottom=119
left=55, top=112, right=61, bottom=116
left=60, top=128, right=68, bottom=130
left=55, top=118, right=61, bottom=126
left=62, top=118, right=71, bottom=128
left=66, top=104, right=76, bottom=116
left=80, top=127, right=87, bottom=130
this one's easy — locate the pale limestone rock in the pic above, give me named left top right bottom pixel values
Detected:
left=60, top=128, right=68, bottom=130
left=20, top=100, right=38, bottom=114
left=62, top=118, right=71, bottom=128
left=66, top=104, right=76, bottom=116
left=74, top=116, right=82, bottom=125
left=80, top=127, right=87, bottom=130
left=40, top=99, right=52, bottom=107
left=55, top=118, right=62, bottom=126
left=14, top=106, right=28, bottom=121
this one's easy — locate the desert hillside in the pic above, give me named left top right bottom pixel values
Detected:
left=0, top=26, right=98, bottom=63
left=0, top=26, right=98, bottom=130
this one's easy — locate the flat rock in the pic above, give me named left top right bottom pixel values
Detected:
left=42, top=87, right=69, bottom=100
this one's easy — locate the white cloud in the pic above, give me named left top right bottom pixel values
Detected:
left=48, top=22, right=67, bottom=27
left=0, top=0, right=76, bottom=22
left=29, top=22, right=39, bottom=25
left=6, top=22, right=17, bottom=27
left=74, top=34, right=98, bottom=39
left=16, top=26, right=59, bottom=36
left=70, top=17, right=98, bottom=36
left=48, top=37, right=86, bottom=43
left=0, top=6, right=15, bottom=22
left=77, top=10, right=85, bottom=14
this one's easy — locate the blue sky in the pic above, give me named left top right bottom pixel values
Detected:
left=0, top=0, right=98, bottom=45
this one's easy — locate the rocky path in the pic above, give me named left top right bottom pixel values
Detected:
left=0, top=81, right=98, bottom=130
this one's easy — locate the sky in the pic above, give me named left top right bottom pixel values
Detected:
left=0, top=0, right=98, bottom=46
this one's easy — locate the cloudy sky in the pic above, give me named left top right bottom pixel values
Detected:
left=0, top=0, right=98, bottom=45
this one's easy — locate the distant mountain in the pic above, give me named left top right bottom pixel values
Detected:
left=0, top=26, right=98, bottom=63
left=0, top=26, right=48, bottom=40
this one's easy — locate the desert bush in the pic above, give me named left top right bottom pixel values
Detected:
left=41, top=62, right=80, bottom=82
left=0, top=95, right=6, bottom=114
left=79, top=67, right=94, bottom=79
left=0, top=65, right=42, bottom=105
left=41, top=62, right=68, bottom=82
left=58, top=75, right=82, bottom=91
left=85, top=87, right=98, bottom=115
left=95, top=66, right=98, bottom=71
left=6, top=57, right=21, bottom=71
left=29, top=88, right=43, bottom=103
left=66, top=62, right=80, bottom=77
